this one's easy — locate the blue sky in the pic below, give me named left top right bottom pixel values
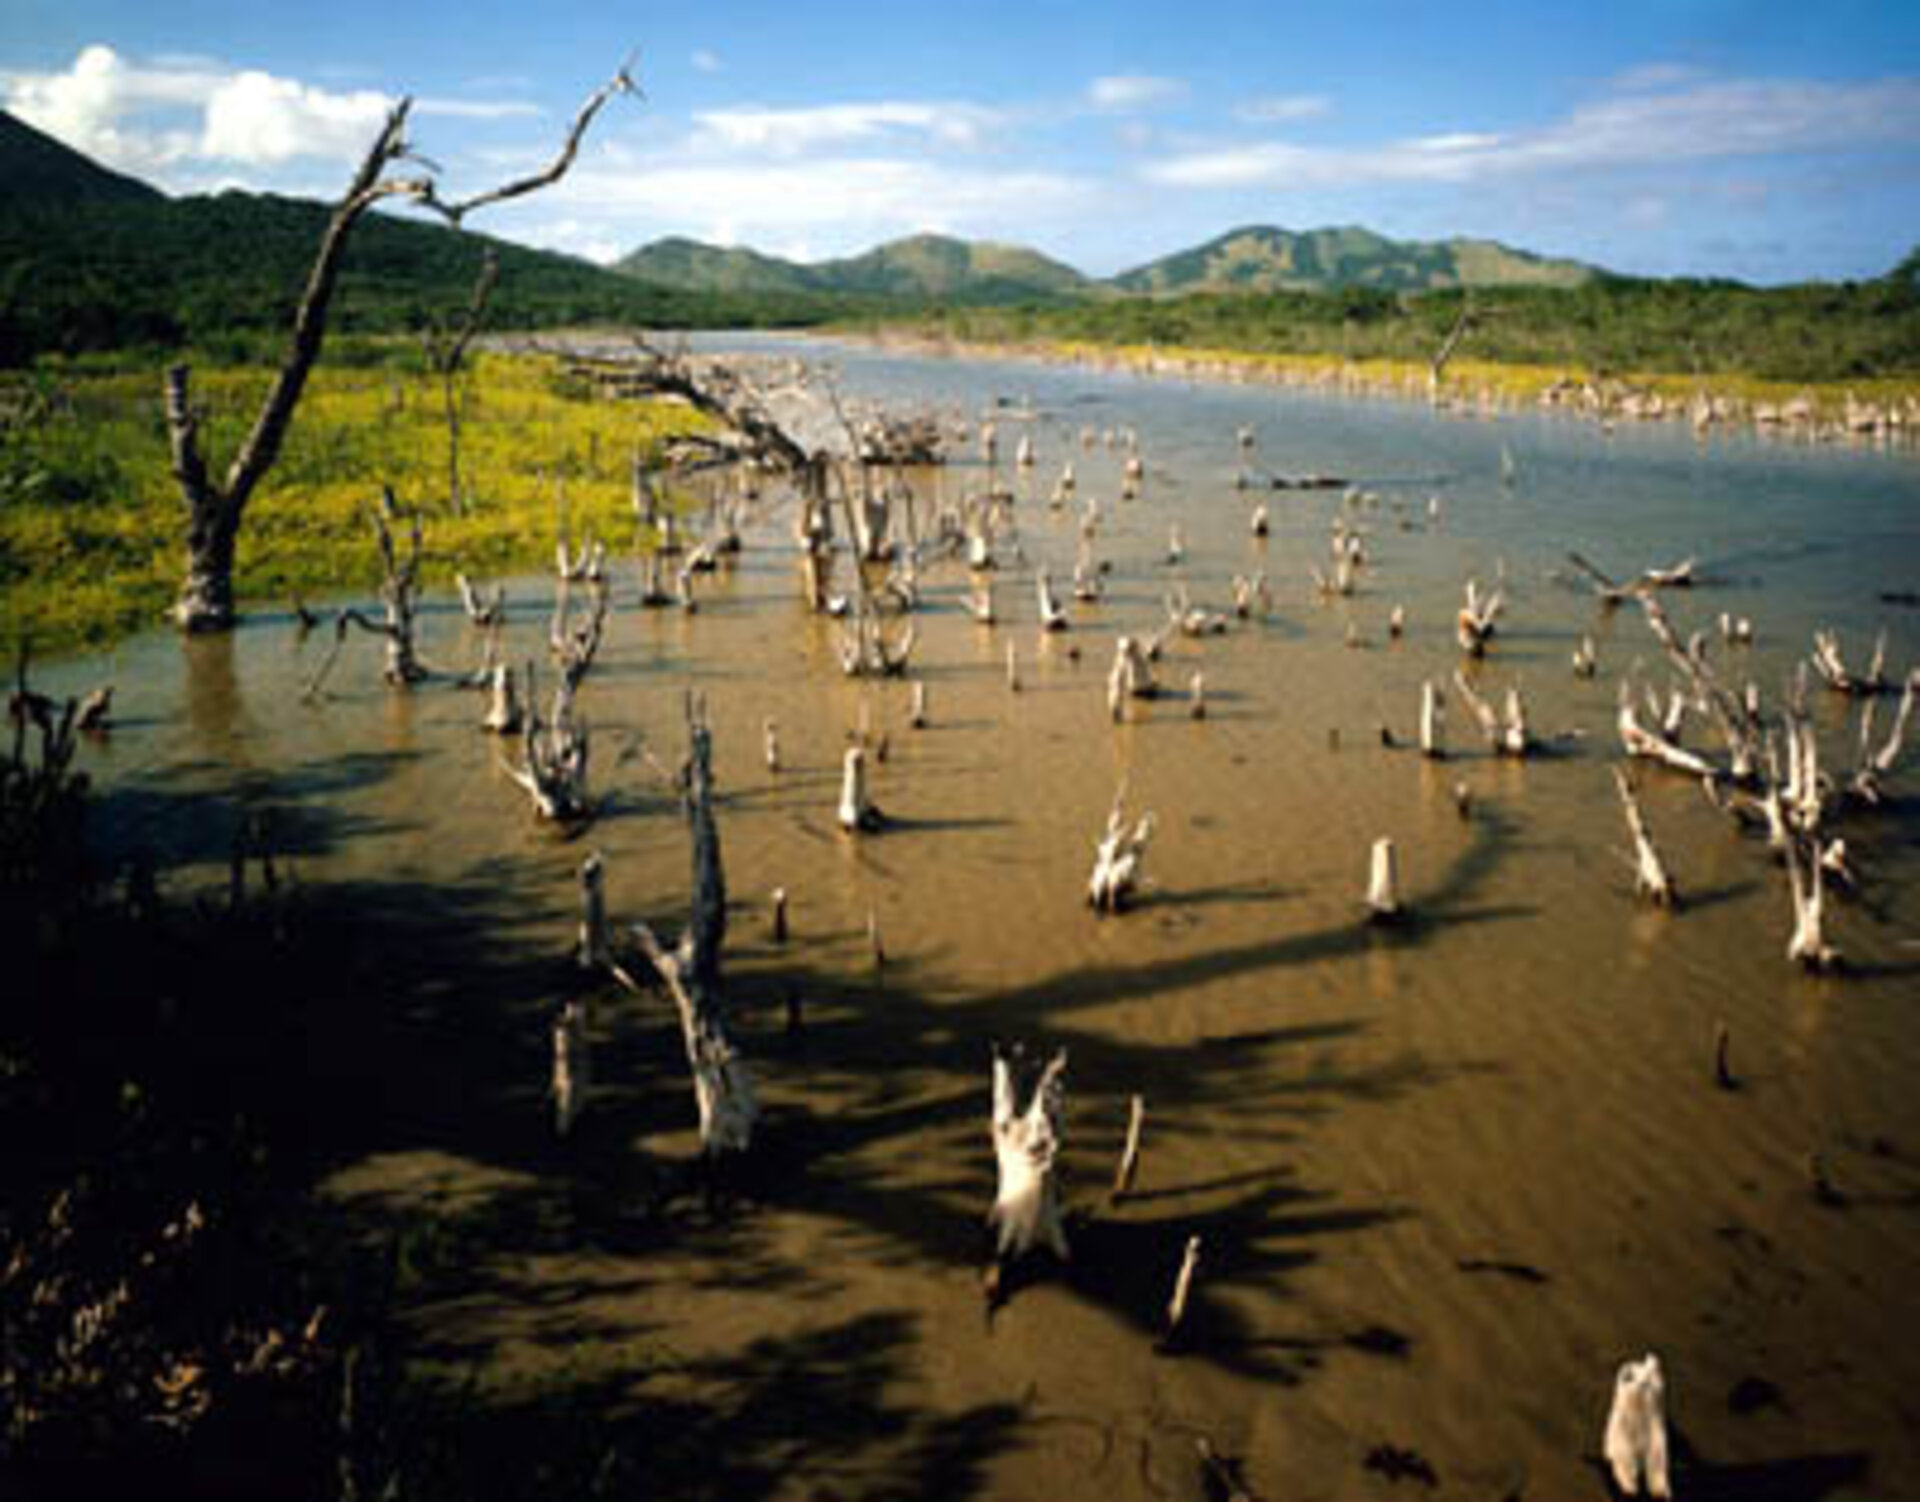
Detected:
left=4, top=1, right=1918, bottom=282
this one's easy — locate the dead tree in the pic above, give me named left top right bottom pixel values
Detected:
left=1426, top=291, right=1480, bottom=401
left=165, top=63, right=636, bottom=629
left=1365, top=837, right=1402, bottom=921
left=1783, top=824, right=1839, bottom=970
left=420, top=249, right=499, bottom=515
left=988, top=1044, right=1070, bottom=1265
left=1455, top=578, right=1502, bottom=656
left=503, top=666, right=591, bottom=822
left=1603, top=1354, right=1672, bottom=1501
left=1088, top=788, right=1155, bottom=912
left=301, top=489, right=428, bottom=698
left=1613, top=766, right=1677, bottom=906
left=1850, top=668, right=1919, bottom=803
left=1107, top=635, right=1159, bottom=721
left=1811, top=628, right=1889, bottom=696
left=1452, top=669, right=1529, bottom=757
left=627, top=698, right=758, bottom=1155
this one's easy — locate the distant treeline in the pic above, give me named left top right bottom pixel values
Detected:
left=867, top=253, right=1920, bottom=384
left=0, top=192, right=848, bottom=365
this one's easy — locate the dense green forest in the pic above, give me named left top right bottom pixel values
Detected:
left=873, top=253, right=1920, bottom=385
left=0, top=193, right=848, bottom=365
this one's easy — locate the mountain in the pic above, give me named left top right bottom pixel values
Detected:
left=618, top=232, right=1090, bottom=305
left=0, top=110, right=792, bottom=362
left=0, top=110, right=163, bottom=205
left=1112, top=225, right=1598, bottom=295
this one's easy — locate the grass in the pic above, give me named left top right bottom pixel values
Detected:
left=0, top=350, right=710, bottom=655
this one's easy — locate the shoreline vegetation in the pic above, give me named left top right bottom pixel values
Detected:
left=0, top=350, right=707, bottom=656
left=838, top=326, right=1920, bottom=445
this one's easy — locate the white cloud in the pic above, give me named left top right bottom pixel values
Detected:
left=690, top=101, right=1002, bottom=156
left=1144, top=71, right=1920, bottom=189
left=691, top=49, right=723, bottom=75
left=415, top=97, right=542, bottom=121
left=199, top=70, right=390, bottom=164
left=3, top=44, right=541, bottom=183
left=504, top=144, right=1097, bottom=260
left=1088, top=74, right=1187, bottom=111
left=1234, top=93, right=1329, bottom=125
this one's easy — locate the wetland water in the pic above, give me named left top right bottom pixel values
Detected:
left=43, top=334, right=1920, bottom=1498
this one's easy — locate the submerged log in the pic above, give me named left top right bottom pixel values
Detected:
left=1603, top=1354, right=1672, bottom=1501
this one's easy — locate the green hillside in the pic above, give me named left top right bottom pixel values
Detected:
left=0, top=110, right=162, bottom=204
left=618, top=231, right=1089, bottom=305
left=1113, top=224, right=1597, bottom=294
left=0, top=109, right=807, bottom=364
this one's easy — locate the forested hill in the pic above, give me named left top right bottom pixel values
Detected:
left=0, top=110, right=803, bottom=363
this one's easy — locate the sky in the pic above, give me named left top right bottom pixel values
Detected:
left=3, top=1, right=1918, bottom=284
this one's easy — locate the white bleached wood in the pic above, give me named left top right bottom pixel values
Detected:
left=1603, top=1354, right=1672, bottom=1500
left=988, top=1045, right=1070, bottom=1262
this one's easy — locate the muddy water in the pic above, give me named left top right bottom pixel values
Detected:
left=45, top=336, right=1920, bottom=1499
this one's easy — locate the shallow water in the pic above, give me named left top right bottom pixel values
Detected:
left=42, top=335, right=1920, bottom=1499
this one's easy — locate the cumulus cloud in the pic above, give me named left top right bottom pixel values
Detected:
left=198, top=70, right=389, bottom=164
left=499, top=143, right=1097, bottom=260
left=1088, top=74, right=1187, bottom=111
left=1144, top=71, right=1920, bottom=189
left=3, top=44, right=539, bottom=183
left=690, top=101, right=1002, bottom=156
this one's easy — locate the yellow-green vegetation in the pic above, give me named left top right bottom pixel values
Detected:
left=967, top=336, right=1920, bottom=422
left=0, top=352, right=708, bottom=654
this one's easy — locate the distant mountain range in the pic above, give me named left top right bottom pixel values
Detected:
left=617, top=232, right=1091, bottom=304
left=1110, top=224, right=1596, bottom=294
left=614, top=223, right=1600, bottom=303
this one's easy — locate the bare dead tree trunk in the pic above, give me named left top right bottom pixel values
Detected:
left=629, top=697, right=758, bottom=1155
left=165, top=63, right=635, bottom=630
left=422, top=250, right=500, bottom=516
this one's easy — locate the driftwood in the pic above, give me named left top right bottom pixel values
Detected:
left=988, top=1045, right=1069, bottom=1264
left=1232, top=572, right=1270, bottom=620
left=1783, top=824, right=1839, bottom=970
left=1613, top=767, right=1676, bottom=906
left=1088, top=789, right=1155, bottom=912
left=1572, top=635, right=1597, bottom=678
left=165, top=63, right=635, bottom=629
left=1603, top=1354, right=1672, bottom=1500
left=1112, top=1094, right=1145, bottom=1202
left=1811, top=628, right=1889, bottom=696
left=1365, top=837, right=1402, bottom=922
left=1617, top=683, right=1717, bottom=779
left=1163, top=1234, right=1203, bottom=1346
left=1455, top=578, right=1502, bottom=656
left=1167, top=586, right=1229, bottom=638
left=1420, top=680, right=1446, bottom=760
left=1036, top=568, right=1070, bottom=632
left=1452, top=670, right=1529, bottom=757
left=551, top=999, right=590, bottom=1138
left=482, top=663, right=522, bottom=734
left=1108, top=635, right=1159, bottom=721
left=1850, top=669, right=1919, bottom=802
left=838, top=745, right=883, bottom=833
